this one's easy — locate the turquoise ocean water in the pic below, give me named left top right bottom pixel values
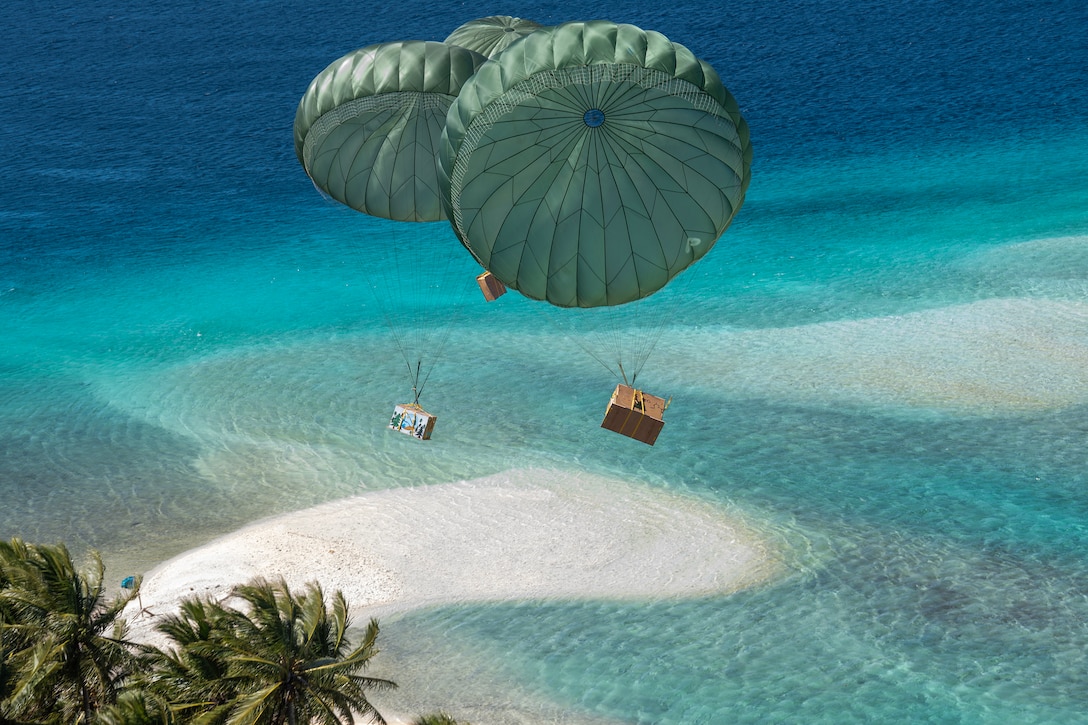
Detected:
left=3, top=0, right=1088, bottom=721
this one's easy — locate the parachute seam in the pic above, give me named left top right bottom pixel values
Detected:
left=303, top=92, right=450, bottom=174
left=449, top=64, right=729, bottom=249
left=448, top=64, right=743, bottom=309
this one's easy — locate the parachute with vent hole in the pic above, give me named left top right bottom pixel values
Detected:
left=444, top=15, right=546, bottom=58
left=438, top=20, right=752, bottom=404
left=439, top=20, right=751, bottom=309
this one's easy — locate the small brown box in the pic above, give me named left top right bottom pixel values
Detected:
left=476, top=271, right=507, bottom=302
left=601, top=384, right=666, bottom=445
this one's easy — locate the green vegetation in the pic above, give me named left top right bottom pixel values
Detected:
left=0, top=538, right=469, bottom=725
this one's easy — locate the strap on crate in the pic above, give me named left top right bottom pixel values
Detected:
left=618, top=388, right=646, bottom=436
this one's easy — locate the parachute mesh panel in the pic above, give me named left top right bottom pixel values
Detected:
left=302, top=92, right=452, bottom=173
left=302, top=91, right=455, bottom=222
left=449, top=65, right=738, bottom=225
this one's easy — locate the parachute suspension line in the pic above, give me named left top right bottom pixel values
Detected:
left=617, top=361, right=630, bottom=387
left=524, top=260, right=695, bottom=390
left=370, top=244, right=419, bottom=401
left=626, top=293, right=674, bottom=385
left=361, top=218, right=475, bottom=406
left=633, top=257, right=701, bottom=384
left=401, top=222, right=475, bottom=405
left=585, top=300, right=658, bottom=386
left=526, top=301, right=623, bottom=382
left=601, top=305, right=633, bottom=383
left=619, top=237, right=696, bottom=386
left=587, top=266, right=696, bottom=387
left=412, top=351, right=443, bottom=406
left=579, top=325, right=630, bottom=382
left=407, top=358, right=423, bottom=405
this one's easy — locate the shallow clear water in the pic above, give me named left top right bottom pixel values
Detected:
left=3, top=0, right=1088, bottom=722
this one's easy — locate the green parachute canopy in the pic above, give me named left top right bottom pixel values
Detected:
left=439, top=20, right=752, bottom=308
left=294, top=40, right=487, bottom=222
left=444, top=15, right=546, bottom=58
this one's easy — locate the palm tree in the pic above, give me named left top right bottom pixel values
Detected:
left=158, top=577, right=396, bottom=725
left=0, top=537, right=139, bottom=723
left=140, top=596, right=238, bottom=721
left=95, top=688, right=177, bottom=725
left=413, top=714, right=469, bottom=725
left=1, top=540, right=21, bottom=710
left=0, top=598, right=33, bottom=723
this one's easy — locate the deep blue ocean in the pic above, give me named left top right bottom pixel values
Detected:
left=3, top=0, right=1088, bottom=722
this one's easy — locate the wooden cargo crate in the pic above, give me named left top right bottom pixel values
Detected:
left=389, top=403, right=436, bottom=440
left=476, top=270, right=507, bottom=301
left=600, top=384, right=666, bottom=445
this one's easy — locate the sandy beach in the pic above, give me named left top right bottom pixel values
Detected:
left=124, top=468, right=779, bottom=723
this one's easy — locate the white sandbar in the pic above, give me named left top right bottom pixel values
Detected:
left=125, top=468, right=778, bottom=646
